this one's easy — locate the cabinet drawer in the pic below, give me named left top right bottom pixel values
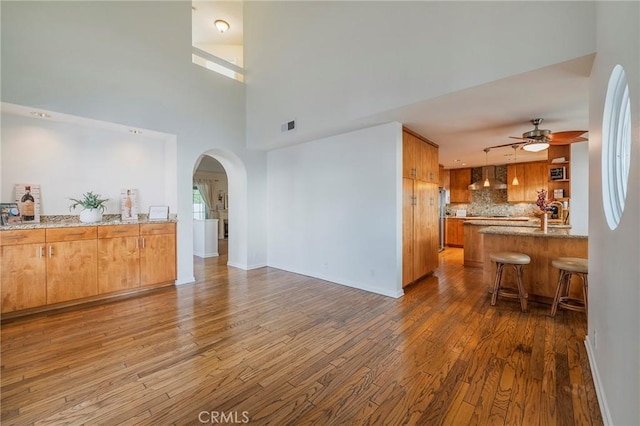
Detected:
left=140, top=222, right=175, bottom=236
left=46, top=226, right=97, bottom=242
left=98, top=224, right=139, bottom=239
left=0, top=229, right=46, bottom=246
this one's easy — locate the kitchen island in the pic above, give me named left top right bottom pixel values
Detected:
left=479, top=226, right=587, bottom=304
left=463, top=219, right=571, bottom=267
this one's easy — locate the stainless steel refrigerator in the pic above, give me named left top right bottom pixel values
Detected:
left=438, top=188, right=448, bottom=251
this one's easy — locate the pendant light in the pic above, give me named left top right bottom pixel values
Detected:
left=512, top=145, right=520, bottom=186
left=483, top=148, right=491, bottom=187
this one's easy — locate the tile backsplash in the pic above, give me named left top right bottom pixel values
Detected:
left=446, top=165, right=539, bottom=217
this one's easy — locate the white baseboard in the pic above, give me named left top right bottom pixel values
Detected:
left=226, top=261, right=267, bottom=270
left=194, top=252, right=219, bottom=258
left=175, top=276, right=195, bottom=286
left=584, top=335, right=613, bottom=425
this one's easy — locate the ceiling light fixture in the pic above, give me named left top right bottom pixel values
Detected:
left=522, top=141, right=550, bottom=152
left=483, top=148, right=491, bottom=187
left=214, top=19, right=230, bottom=33
left=129, top=129, right=143, bottom=135
left=511, top=145, right=520, bottom=186
left=30, top=112, right=51, bottom=118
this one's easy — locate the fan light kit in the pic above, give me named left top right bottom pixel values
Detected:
left=487, top=118, right=588, bottom=152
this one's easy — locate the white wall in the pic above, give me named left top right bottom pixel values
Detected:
left=244, top=1, right=596, bottom=150
left=1, top=1, right=268, bottom=282
left=570, top=142, right=589, bottom=235
left=267, top=122, right=403, bottom=297
left=1, top=112, right=174, bottom=215
left=587, top=2, right=640, bottom=425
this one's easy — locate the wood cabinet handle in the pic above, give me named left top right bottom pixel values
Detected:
left=141, top=237, right=146, bottom=249
left=40, top=246, right=44, bottom=258
left=48, top=245, right=53, bottom=258
left=65, top=232, right=86, bottom=236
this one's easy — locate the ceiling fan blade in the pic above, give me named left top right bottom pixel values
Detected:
left=548, top=136, right=588, bottom=145
left=548, top=130, right=588, bottom=142
left=508, top=136, right=527, bottom=140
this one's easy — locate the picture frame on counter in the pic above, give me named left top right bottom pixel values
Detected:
left=120, top=188, right=139, bottom=221
left=148, top=205, right=169, bottom=221
left=0, top=203, right=22, bottom=225
left=549, top=166, right=567, bottom=181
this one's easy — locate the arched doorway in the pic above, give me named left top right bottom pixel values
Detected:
left=192, top=149, right=248, bottom=274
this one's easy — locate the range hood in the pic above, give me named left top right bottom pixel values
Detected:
left=468, top=166, right=507, bottom=190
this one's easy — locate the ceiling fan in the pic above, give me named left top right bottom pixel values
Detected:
left=489, top=118, right=588, bottom=152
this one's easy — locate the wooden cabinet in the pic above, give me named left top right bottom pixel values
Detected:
left=507, top=161, right=548, bottom=202
left=140, top=223, right=177, bottom=286
left=402, top=127, right=440, bottom=288
left=445, top=218, right=465, bottom=247
left=547, top=145, right=571, bottom=200
left=1, top=222, right=177, bottom=315
left=98, top=224, right=140, bottom=294
left=45, top=227, right=98, bottom=304
left=403, top=179, right=439, bottom=287
left=403, top=129, right=439, bottom=183
left=1, top=229, right=47, bottom=313
left=439, top=166, right=450, bottom=190
left=449, top=168, right=471, bottom=203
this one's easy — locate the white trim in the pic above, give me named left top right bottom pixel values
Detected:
left=175, top=276, right=195, bottom=286
left=226, top=262, right=267, bottom=271
left=267, top=263, right=405, bottom=299
left=584, top=335, right=613, bottom=425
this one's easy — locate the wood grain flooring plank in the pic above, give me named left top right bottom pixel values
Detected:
left=0, top=248, right=602, bottom=425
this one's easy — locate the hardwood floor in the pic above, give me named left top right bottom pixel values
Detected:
left=1, top=248, right=602, bottom=425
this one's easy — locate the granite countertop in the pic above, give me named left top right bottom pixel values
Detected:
left=1, top=219, right=177, bottom=231
left=478, top=226, right=587, bottom=239
left=447, top=216, right=531, bottom=221
left=464, top=219, right=572, bottom=229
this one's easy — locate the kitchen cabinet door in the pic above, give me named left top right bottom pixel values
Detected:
left=46, top=239, right=98, bottom=304
left=140, top=223, right=176, bottom=287
left=402, top=178, right=415, bottom=287
left=403, top=132, right=419, bottom=179
left=1, top=239, right=47, bottom=313
left=507, top=161, right=547, bottom=202
left=97, top=225, right=140, bottom=294
left=449, top=169, right=471, bottom=203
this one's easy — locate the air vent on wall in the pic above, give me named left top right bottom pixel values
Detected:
left=281, top=119, right=296, bottom=133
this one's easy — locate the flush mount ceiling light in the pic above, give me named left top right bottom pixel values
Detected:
left=30, top=111, right=51, bottom=118
left=214, top=19, right=230, bottom=33
left=129, top=129, right=143, bottom=135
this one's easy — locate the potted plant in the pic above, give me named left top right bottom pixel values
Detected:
left=69, top=191, right=109, bottom=223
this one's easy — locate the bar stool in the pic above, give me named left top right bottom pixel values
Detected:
left=550, top=257, right=588, bottom=317
left=490, top=251, right=531, bottom=312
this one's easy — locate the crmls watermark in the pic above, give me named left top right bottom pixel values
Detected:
left=198, top=411, right=250, bottom=424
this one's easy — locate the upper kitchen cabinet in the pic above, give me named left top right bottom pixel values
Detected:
left=402, top=128, right=439, bottom=184
left=507, top=161, right=547, bottom=203
left=439, top=165, right=450, bottom=189
left=449, top=168, right=471, bottom=203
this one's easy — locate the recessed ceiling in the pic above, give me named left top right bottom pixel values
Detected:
left=366, top=54, right=594, bottom=169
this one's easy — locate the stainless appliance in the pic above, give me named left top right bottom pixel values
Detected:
left=438, top=188, right=448, bottom=251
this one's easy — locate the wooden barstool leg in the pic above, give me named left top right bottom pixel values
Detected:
left=551, top=269, right=566, bottom=317
left=514, top=264, right=528, bottom=312
left=491, top=263, right=504, bottom=306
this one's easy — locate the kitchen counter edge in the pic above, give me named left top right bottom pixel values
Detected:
left=478, top=226, right=587, bottom=239
left=1, top=219, right=178, bottom=231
